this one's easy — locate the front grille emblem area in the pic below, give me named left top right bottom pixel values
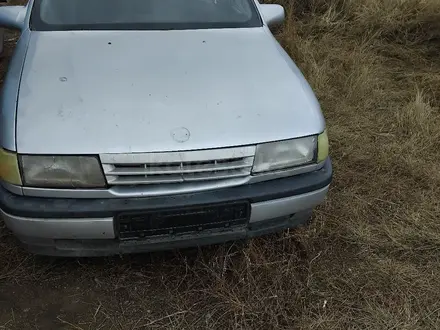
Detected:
left=170, top=127, right=191, bottom=143
left=100, top=146, right=256, bottom=193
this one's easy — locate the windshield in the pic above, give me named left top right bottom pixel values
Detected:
left=31, top=0, right=262, bottom=31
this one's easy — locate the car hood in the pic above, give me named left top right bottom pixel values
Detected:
left=16, top=28, right=324, bottom=154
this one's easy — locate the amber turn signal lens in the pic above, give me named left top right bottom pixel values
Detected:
left=0, top=148, right=22, bottom=185
left=317, top=129, right=329, bottom=162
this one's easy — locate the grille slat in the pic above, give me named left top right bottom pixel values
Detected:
left=107, top=169, right=251, bottom=185
left=106, top=157, right=253, bottom=176
left=100, top=146, right=256, bottom=189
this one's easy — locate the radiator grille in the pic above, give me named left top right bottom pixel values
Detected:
left=100, top=146, right=255, bottom=188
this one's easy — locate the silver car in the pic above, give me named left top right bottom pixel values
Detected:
left=0, top=0, right=332, bottom=257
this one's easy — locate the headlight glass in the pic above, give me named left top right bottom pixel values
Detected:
left=0, top=148, right=22, bottom=185
left=252, top=136, right=317, bottom=174
left=20, top=155, right=106, bottom=188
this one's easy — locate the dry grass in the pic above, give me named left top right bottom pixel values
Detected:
left=1, top=0, right=440, bottom=329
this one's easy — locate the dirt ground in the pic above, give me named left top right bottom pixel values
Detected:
left=1, top=0, right=440, bottom=329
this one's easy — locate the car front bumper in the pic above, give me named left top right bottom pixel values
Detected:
left=0, top=159, right=332, bottom=257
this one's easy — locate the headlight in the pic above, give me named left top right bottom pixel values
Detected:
left=20, top=155, right=106, bottom=188
left=252, top=136, right=317, bottom=174
left=0, top=148, right=22, bottom=185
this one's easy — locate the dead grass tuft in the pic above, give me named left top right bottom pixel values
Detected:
left=397, top=90, right=438, bottom=136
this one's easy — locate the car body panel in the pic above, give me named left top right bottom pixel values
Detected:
left=15, top=28, right=325, bottom=154
left=0, top=28, right=31, bottom=151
